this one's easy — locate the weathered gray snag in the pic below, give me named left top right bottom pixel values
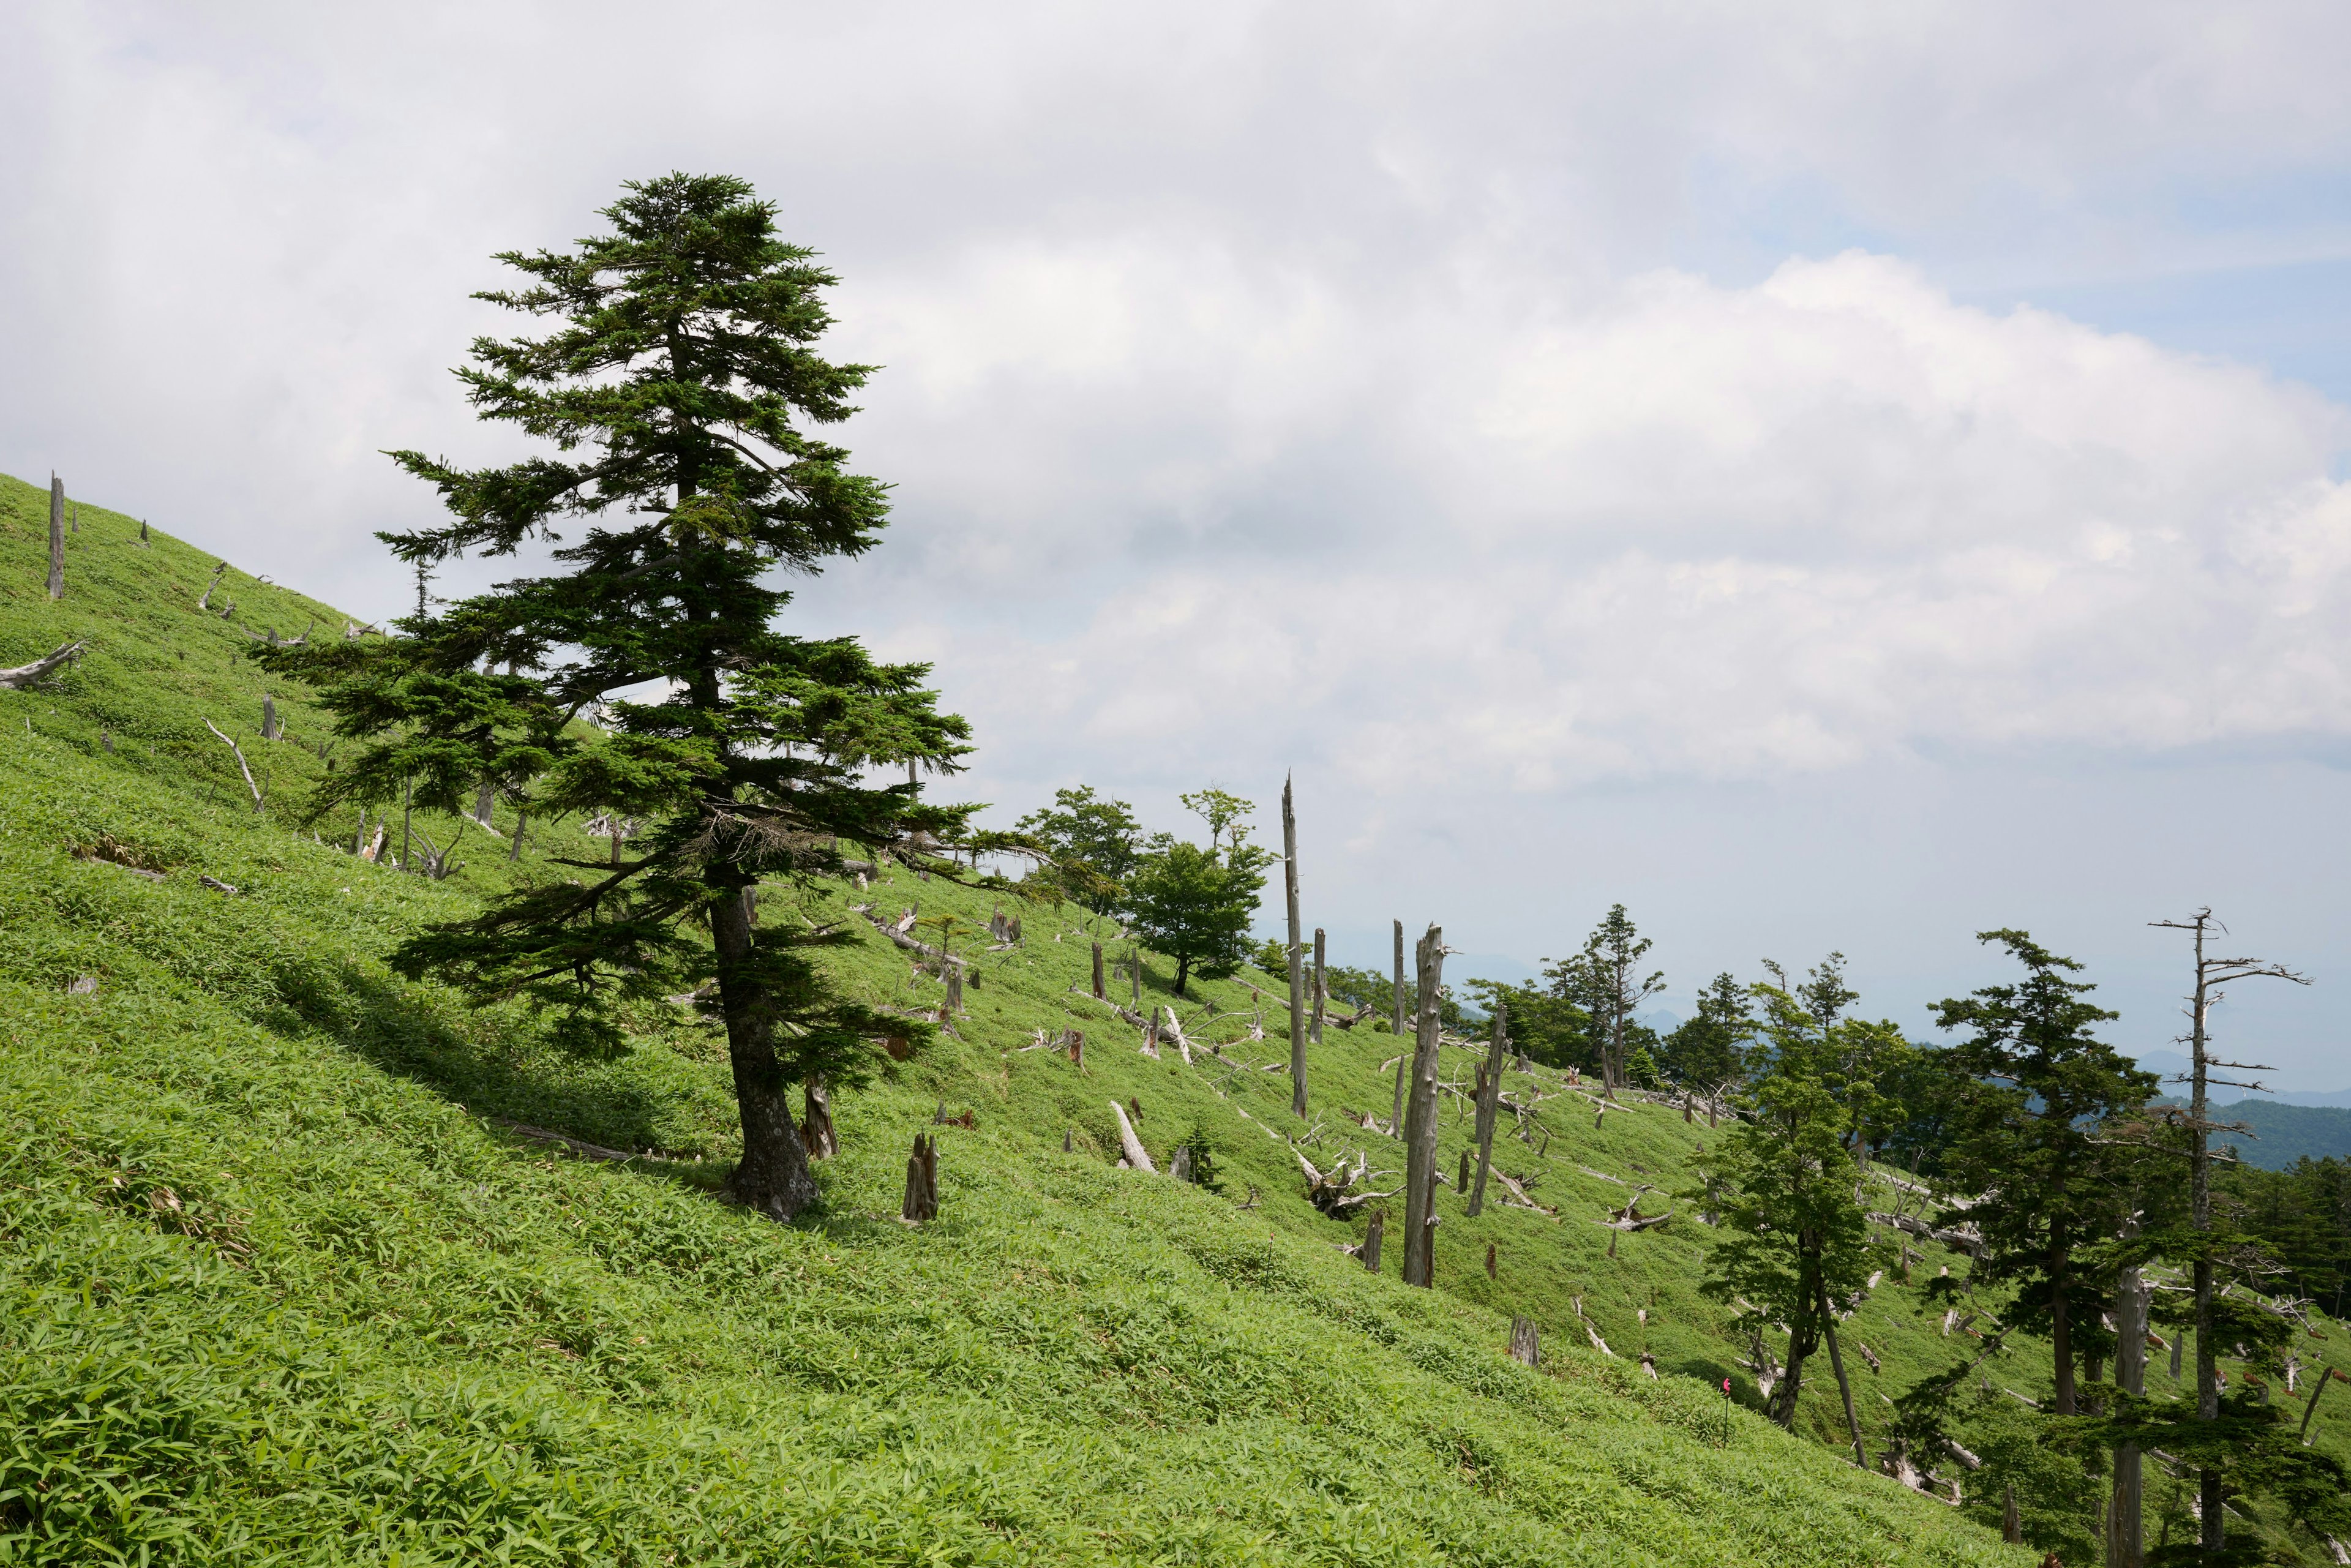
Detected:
left=2111, top=1216, right=2147, bottom=1563
left=202, top=718, right=264, bottom=812
left=1282, top=773, right=1307, bottom=1116
left=69, top=503, right=78, bottom=535
left=943, top=966, right=964, bottom=1016
left=198, top=561, right=227, bottom=610
left=139, top=518, right=149, bottom=544
left=261, top=694, right=279, bottom=741
left=1467, top=998, right=1509, bottom=1217
left=1092, top=940, right=1105, bottom=1000
left=1817, top=1278, right=1867, bottom=1469
left=508, top=810, right=528, bottom=862
left=1400, top=923, right=1445, bottom=1289
left=901, top=1133, right=939, bottom=1221
left=46, top=476, right=64, bottom=600
left=2150, top=907, right=2309, bottom=1556
left=1310, top=926, right=1326, bottom=1045
left=0, top=640, right=85, bottom=691
left=801, top=1079, right=838, bottom=1160
left=1390, top=918, right=1408, bottom=1131
left=1170, top=1144, right=1193, bottom=1182
left=1486, top=1242, right=1497, bottom=1280
left=1509, top=1316, right=1540, bottom=1368
left=1362, top=1210, right=1383, bottom=1272
left=1111, top=1099, right=1157, bottom=1172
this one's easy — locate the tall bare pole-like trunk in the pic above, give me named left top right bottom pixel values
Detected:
left=1390, top=918, right=1407, bottom=1131
left=1401, top=924, right=1445, bottom=1288
left=1282, top=773, right=1307, bottom=1117
left=2111, top=1213, right=2146, bottom=1568
left=1311, top=927, right=1326, bottom=1045
left=2150, top=908, right=2305, bottom=1557
left=47, top=475, right=64, bottom=601
left=1467, top=999, right=1508, bottom=1216
left=2051, top=1225, right=2077, bottom=1416
left=1817, top=1278, right=1867, bottom=1470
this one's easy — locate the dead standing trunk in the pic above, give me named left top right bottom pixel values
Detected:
left=1817, top=1277, right=1868, bottom=1470
left=47, top=475, right=64, bottom=601
left=2150, top=909, right=2306, bottom=1558
left=1400, top=924, right=1445, bottom=1288
left=1389, top=918, right=1408, bottom=1132
left=2112, top=1215, right=2147, bottom=1568
left=1310, top=926, right=1326, bottom=1046
left=2050, top=1233, right=2077, bottom=1416
left=1467, top=999, right=1508, bottom=1216
left=713, top=873, right=820, bottom=1218
left=1283, top=774, right=1307, bottom=1116
left=1092, top=940, right=1106, bottom=1000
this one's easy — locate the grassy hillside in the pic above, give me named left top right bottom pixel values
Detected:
left=1, top=469, right=2338, bottom=1563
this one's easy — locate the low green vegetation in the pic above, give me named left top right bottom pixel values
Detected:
left=0, top=473, right=2084, bottom=1564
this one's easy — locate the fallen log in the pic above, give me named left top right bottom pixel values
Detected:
left=1111, top=1100, right=1156, bottom=1172
left=0, top=639, right=86, bottom=690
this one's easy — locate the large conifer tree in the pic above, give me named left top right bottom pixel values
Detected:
left=266, top=174, right=980, bottom=1219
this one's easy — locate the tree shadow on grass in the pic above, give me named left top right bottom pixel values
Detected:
left=264, top=950, right=716, bottom=1161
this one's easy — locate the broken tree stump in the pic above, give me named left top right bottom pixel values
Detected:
left=1092, top=940, right=1105, bottom=999
left=1468, top=999, right=1508, bottom=1216
left=47, top=476, right=64, bottom=600
left=1487, top=1242, right=1497, bottom=1280
left=801, top=1079, right=838, bottom=1160
left=901, top=1133, right=939, bottom=1222
left=1509, top=1316, right=1540, bottom=1368
left=1363, top=1210, right=1383, bottom=1272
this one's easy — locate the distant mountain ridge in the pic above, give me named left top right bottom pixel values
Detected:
left=2132, top=1049, right=2351, bottom=1109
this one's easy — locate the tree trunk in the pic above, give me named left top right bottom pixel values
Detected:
left=261, top=694, right=279, bottom=741
left=2052, top=1249, right=2077, bottom=1416
left=1310, top=926, right=1326, bottom=1045
left=901, top=1133, right=938, bottom=1221
left=1389, top=921, right=1408, bottom=1132
left=1362, top=1209, right=1382, bottom=1272
left=1282, top=775, right=1306, bottom=1116
left=1468, top=999, right=1508, bottom=1215
left=1818, top=1279, right=1868, bottom=1469
left=475, top=778, right=495, bottom=826
left=402, top=777, right=413, bottom=871
left=2113, top=1221, right=2147, bottom=1568
left=1111, top=1099, right=1155, bottom=1172
left=1509, top=1316, right=1541, bottom=1368
left=2189, top=955, right=2222, bottom=1557
left=1092, top=940, right=1105, bottom=999
left=2003, top=1485, right=2021, bottom=1544
left=508, top=810, right=527, bottom=861
left=47, top=475, right=64, bottom=601
left=1401, top=924, right=1445, bottom=1288
left=713, top=879, right=820, bottom=1219
left=1174, top=956, right=1191, bottom=997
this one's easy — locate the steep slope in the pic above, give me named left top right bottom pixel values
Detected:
left=0, top=468, right=2306, bottom=1561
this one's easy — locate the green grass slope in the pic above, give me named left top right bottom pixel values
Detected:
left=0, top=469, right=2318, bottom=1562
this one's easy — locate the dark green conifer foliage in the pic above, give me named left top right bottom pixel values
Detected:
left=1932, top=931, right=2155, bottom=1416
left=261, top=174, right=984, bottom=1220
left=1690, top=959, right=1884, bottom=1435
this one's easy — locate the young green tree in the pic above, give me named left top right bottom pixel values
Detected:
left=1659, top=971, right=1755, bottom=1090
left=263, top=174, right=984, bottom=1221
left=1690, top=962, right=1881, bottom=1452
left=1014, top=785, right=1142, bottom=915
left=1545, top=904, right=1663, bottom=1095
left=1461, top=977, right=1592, bottom=1071
left=1932, top=931, right=2157, bottom=1416
left=1125, top=815, right=1269, bottom=996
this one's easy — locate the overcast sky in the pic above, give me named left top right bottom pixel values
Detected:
left=9, top=2, right=2351, bottom=1088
